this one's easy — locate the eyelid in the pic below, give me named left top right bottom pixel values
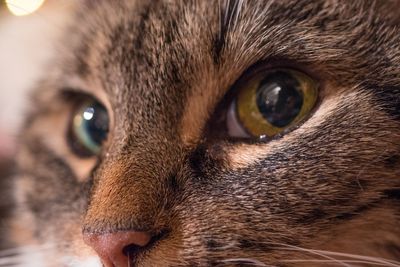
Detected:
left=60, top=88, right=114, bottom=131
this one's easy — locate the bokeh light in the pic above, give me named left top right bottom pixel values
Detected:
left=6, top=0, right=45, bottom=16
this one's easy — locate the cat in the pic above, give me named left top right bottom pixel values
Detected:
left=2, top=0, right=400, bottom=266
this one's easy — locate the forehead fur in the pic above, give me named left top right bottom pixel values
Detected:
left=52, top=0, right=400, bottom=146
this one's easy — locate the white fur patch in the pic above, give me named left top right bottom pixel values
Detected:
left=62, top=256, right=102, bottom=267
left=14, top=247, right=47, bottom=267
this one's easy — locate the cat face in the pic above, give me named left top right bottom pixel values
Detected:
left=9, top=0, right=400, bottom=266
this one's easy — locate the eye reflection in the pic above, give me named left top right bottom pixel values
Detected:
left=83, top=107, right=95, bottom=120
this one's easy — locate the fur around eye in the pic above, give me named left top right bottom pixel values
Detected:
left=226, top=68, right=318, bottom=139
left=68, top=99, right=109, bottom=157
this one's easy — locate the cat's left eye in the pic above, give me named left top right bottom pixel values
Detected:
left=69, top=99, right=109, bottom=157
left=226, top=68, right=318, bottom=139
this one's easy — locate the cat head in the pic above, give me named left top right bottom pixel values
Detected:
left=10, top=0, right=400, bottom=266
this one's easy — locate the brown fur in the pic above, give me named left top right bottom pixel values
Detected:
left=3, top=0, right=400, bottom=266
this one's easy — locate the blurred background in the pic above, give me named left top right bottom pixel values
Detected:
left=0, top=1, right=77, bottom=247
left=0, top=0, right=74, bottom=160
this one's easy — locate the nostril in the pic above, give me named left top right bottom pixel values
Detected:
left=83, top=231, right=153, bottom=267
left=122, top=243, right=142, bottom=257
left=122, top=230, right=169, bottom=258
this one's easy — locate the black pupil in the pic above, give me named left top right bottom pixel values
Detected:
left=256, top=71, right=304, bottom=128
left=83, top=102, right=109, bottom=145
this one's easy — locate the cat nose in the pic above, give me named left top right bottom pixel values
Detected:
left=83, top=231, right=152, bottom=267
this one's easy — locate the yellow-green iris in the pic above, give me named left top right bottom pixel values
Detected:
left=236, top=69, right=318, bottom=137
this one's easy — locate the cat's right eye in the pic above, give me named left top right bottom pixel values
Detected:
left=69, top=99, right=109, bottom=157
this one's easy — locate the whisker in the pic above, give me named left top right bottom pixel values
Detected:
left=0, top=243, right=55, bottom=267
left=0, top=256, right=21, bottom=265
left=0, top=248, right=20, bottom=257
left=0, top=244, right=54, bottom=257
left=314, top=250, right=400, bottom=267
left=283, top=259, right=399, bottom=266
left=267, top=242, right=400, bottom=267
left=270, top=243, right=352, bottom=267
left=0, top=247, right=36, bottom=257
left=220, top=258, right=273, bottom=267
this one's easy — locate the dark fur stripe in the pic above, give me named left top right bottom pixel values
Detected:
left=366, top=85, right=400, bottom=120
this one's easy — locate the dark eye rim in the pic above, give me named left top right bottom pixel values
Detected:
left=204, top=60, right=323, bottom=144
left=233, top=59, right=322, bottom=99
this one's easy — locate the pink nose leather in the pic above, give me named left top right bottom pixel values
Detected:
left=83, top=231, right=152, bottom=267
